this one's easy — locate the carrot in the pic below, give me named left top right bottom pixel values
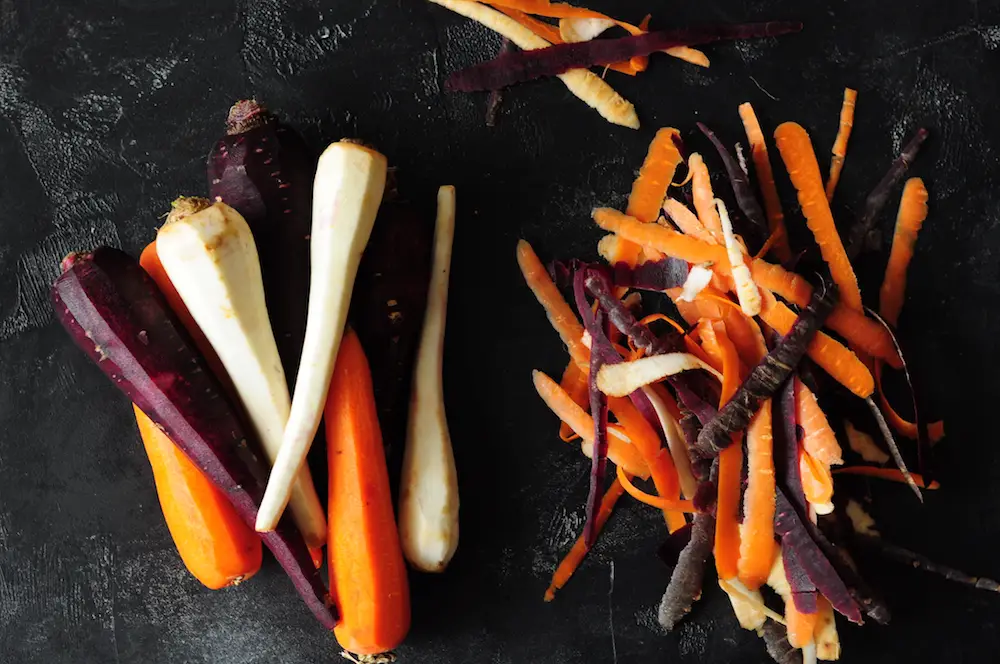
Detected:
left=799, top=448, right=834, bottom=513
left=833, top=466, right=940, bottom=489
left=794, top=377, right=842, bottom=465
left=326, top=329, right=410, bottom=656
left=786, top=597, right=819, bottom=649
left=544, top=478, right=626, bottom=601
left=597, top=233, right=642, bottom=268
left=825, top=88, right=858, bottom=202
left=711, top=324, right=743, bottom=581
left=738, top=102, right=791, bottom=262
left=134, top=406, right=262, bottom=589
left=738, top=401, right=776, bottom=590
left=774, top=122, right=863, bottom=312
left=533, top=370, right=650, bottom=477
left=616, top=465, right=696, bottom=512
left=517, top=240, right=589, bottom=367
left=627, top=128, right=684, bottom=223
left=879, top=384, right=946, bottom=443
left=594, top=208, right=727, bottom=265
left=879, top=177, right=929, bottom=327
left=663, top=198, right=717, bottom=244
left=758, top=292, right=874, bottom=398
left=557, top=360, right=590, bottom=441
left=689, top=153, right=724, bottom=241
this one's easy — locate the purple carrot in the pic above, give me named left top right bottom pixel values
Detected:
left=782, top=545, right=818, bottom=614
left=612, top=257, right=689, bottom=291
left=697, top=122, right=768, bottom=244
left=845, top=127, right=929, bottom=259
left=485, top=38, right=512, bottom=126
left=447, top=22, right=804, bottom=92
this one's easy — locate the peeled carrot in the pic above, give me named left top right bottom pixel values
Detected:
left=759, top=292, right=874, bottom=398
left=710, top=323, right=743, bottom=581
left=794, top=378, right=842, bottom=465
left=689, top=153, right=724, bottom=241
left=738, top=401, right=776, bottom=590
left=544, top=478, right=626, bottom=601
left=663, top=198, right=717, bottom=244
left=833, top=466, right=939, bottom=489
left=326, top=328, right=410, bottom=656
left=594, top=208, right=727, bottom=265
left=799, top=448, right=834, bottom=511
left=558, top=361, right=590, bottom=441
left=616, top=465, right=696, bottom=512
left=825, top=88, right=858, bottom=202
left=627, top=128, right=683, bottom=223
left=134, top=406, right=262, bottom=589
left=738, top=102, right=791, bottom=262
left=879, top=177, right=929, bottom=327
left=774, top=122, right=863, bottom=312
left=786, top=597, right=819, bottom=649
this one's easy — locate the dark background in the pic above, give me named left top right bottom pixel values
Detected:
left=2, top=0, right=1000, bottom=662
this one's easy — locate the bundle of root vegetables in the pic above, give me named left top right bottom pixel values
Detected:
left=520, top=94, right=993, bottom=663
left=50, top=100, right=460, bottom=659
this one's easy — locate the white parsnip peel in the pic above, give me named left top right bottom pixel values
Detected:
left=596, top=353, right=722, bottom=398
left=641, top=386, right=696, bottom=499
left=426, top=0, right=639, bottom=129
left=256, top=141, right=387, bottom=533
left=716, top=198, right=761, bottom=316
left=559, top=17, right=614, bottom=43
left=156, top=198, right=327, bottom=549
left=399, top=185, right=460, bottom=572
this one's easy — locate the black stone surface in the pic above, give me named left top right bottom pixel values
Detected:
left=2, top=1, right=1000, bottom=662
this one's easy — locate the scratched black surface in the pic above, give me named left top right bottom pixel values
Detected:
left=2, top=0, right=1000, bottom=662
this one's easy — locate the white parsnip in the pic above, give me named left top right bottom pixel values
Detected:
left=256, top=141, right=387, bottom=532
left=641, top=387, right=697, bottom=499
left=156, top=198, right=327, bottom=548
left=426, top=0, right=639, bottom=129
left=559, top=17, right=614, bottom=43
left=398, top=186, right=460, bottom=573
left=716, top=198, right=761, bottom=316
left=596, top=353, right=722, bottom=398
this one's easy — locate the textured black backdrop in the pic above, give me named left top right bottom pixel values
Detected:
left=3, top=0, right=1000, bottom=662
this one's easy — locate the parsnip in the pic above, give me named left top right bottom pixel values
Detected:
left=256, top=141, right=387, bottom=532
left=398, top=185, right=459, bottom=572
left=156, top=198, right=327, bottom=549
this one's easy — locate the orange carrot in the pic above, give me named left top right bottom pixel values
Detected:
left=544, top=478, right=626, bottom=601
left=689, top=153, right=724, bottom=241
left=616, top=465, right=696, bottom=512
left=759, top=292, right=874, bottom=398
left=533, top=371, right=650, bottom=477
left=738, top=102, right=791, bottom=262
left=738, top=401, right=776, bottom=590
left=701, top=289, right=768, bottom=367
left=326, top=329, right=410, bottom=656
left=627, top=128, right=683, bottom=223
left=134, top=406, right=262, bottom=589
left=833, top=466, right=939, bottom=489
left=558, top=360, right=589, bottom=441
left=795, top=377, right=843, bottom=465
left=712, top=324, right=743, bottom=581
left=597, top=233, right=642, bottom=268
left=594, top=208, right=728, bottom=265
left=799, top=447, right=834, bottom=510
left=825, top=88, right=858, bottom=203
left=774, top=122, right=863, bottom=312
left=663, top=198, right=717, bottom=244
left=786, top=598, right=819, bottom=649
left=879, top=177, right=929, bottom=327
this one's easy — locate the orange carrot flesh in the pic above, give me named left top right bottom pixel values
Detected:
left=786, top=598, right=819, bottom=649
left=689, top=153, right=724, bottom=241
left=627, top=128, right=683, bottom=223
left=712, top=324, right=743, bottom=581
left=879, top=177, right=929, bottom=327
left=738, top=102, right=791, bottom=262
left=774, top=122, right=863, bottom=312
left=533, top=371, right=650, bottom=477
left=663, top=198, right=717, bottom=244
left=738, top=401, right=776, bottom=590
left=544, top=478, right=626, bottom=601
left=327, top=329, right=410, bottom=656
left=833, top=466, right=940, bottom=489
left=825, top=88, right=858, bottom=203
left=594, top=208, right=728, bottom=265
left=558, top=360, right=589, bottom=441
left=795, top=377, right=843, bottom=465
left=134, top=406, right=262, bottom=590
left=799, top=448, right=834, bottom=507
left=759, top=292, right=875, bottom=398
left=616, top=465, right=696, bottom=512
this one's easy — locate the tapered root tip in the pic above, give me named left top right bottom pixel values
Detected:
left=226, top=99, right=270, bottom=135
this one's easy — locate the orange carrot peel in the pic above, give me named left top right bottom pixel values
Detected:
left=825, top=88, right=858, bottom=202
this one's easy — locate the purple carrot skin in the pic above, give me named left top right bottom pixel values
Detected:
left=585, top=311, right=611, bottom=548
left=783, top=546, right=818, bottom=614
left=51, top=247, right=336, bottom=629
left=775, top=378, right=807, bottom=513
left=207, top=99, right=315, bottom=382
left=446, top=22, right=804, bottom=91
left=761, top=619, right=803, bottom=664
left=485, top=38, right=512, bottom=126
left=697, top=122, right=769, bottom=242
left=612, top=257, right=689, bottom=291
left=351, top=187, right=434, bottom=461
left=845, top=128, right=929, bottom=259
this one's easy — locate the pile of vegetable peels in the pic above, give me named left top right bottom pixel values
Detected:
left=428, top=0, right=802, bottom=128
left=520, top=92, right=993, bottom=662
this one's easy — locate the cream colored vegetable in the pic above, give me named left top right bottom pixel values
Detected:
left=641, top=386, right=696, bottom=499
left=398, top=185, right=459, bottom=572
left=596, top=353, right=722, bottom=398
left=256, top=141, right=387, bottom=532
left=716, top=198, right=761, bottom=316
left=156, top=198, right=327, bottom=548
